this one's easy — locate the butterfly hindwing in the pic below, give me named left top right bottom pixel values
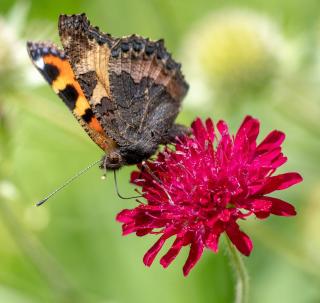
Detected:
left=26, top=41, right=117, bottom=152
left=58, top=14, right=189, bottom=158
left=107, top=35, right=189, bottom=148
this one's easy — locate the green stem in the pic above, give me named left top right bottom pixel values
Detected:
left=226, top=238, right=250, bottom=303
left=0, top=199, right=86, bottom=303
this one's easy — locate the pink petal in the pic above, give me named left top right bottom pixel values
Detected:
left=255, top=212, right=271, bottom=219
left=266, top=197, right=297, bottom=216
left=258, top=173, right=303, bottom=194
left=122, top=223, right=138, bottom=235
left=217, top=120, right=229, bottom=136
left=116, top=209, right=135, bottom=223
left=191, top=118, right=207, bottom=145
left=143, top=227, right=176, bottom=267
left=136, top=229, right=153, bottom=236
left=216, top=120, right=232, bottom=158
left=205, top=118, right=215, bottom=141
left=226, top=223, right=253, bottom=256
left=270, top=154, right=287, bottom=169
left=160, top=234, right=185, bottom=268
left=130, top=171, right=141, bottom=184
left=205, top=230, right=222, bottom=252
left=235, top=116, right=260, bottom=148
left=250, top=198, right=272, bottom=213
left=256, top=130, right=285, bottom=155
left=182, top=240, right=204, bottom=276
left=254, top=147, right=283, bottom=167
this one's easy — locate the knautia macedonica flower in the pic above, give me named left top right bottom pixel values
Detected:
left=117, top=116, right=302, bottom=276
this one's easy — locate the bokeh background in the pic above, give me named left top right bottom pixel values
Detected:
left=0, top=0, right=319, bottom=302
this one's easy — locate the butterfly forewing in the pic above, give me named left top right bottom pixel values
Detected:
left=26, top=41, right=116, bottom=151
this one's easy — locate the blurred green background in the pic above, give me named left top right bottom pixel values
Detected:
left=0, top=0, right=319, bottom=302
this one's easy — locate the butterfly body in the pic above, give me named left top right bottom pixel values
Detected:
left=27, top=14, right=189, bottom=169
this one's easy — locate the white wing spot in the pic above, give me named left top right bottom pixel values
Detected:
left=34, top=57, right=45, bottom=70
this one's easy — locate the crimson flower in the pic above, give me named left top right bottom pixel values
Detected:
left=116, top=116, right=302, bottom=276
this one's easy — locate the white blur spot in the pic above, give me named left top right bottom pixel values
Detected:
left=24, top=205, right=50, bottom=231
left=0, top=181, right=18, bottom=201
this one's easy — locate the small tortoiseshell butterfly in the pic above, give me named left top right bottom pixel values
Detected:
left=27, top=13, right=189, bottom=170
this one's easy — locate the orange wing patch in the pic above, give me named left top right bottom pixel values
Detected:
left=42, top=54, right=103, bottom=131
left=27, top=41, right=117, bottom=152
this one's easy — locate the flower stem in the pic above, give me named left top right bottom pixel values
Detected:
left=226, top=238, right=250, bottom=303
left=0, top=199, right=86, bottom=303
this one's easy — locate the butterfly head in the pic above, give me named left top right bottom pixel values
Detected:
left=101, top=141, right=158, bottom=170
left=101, top=151, right=124, bottom=170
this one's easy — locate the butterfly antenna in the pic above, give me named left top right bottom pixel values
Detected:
left=113, top=170, right=142, bottom=200
left=36, top=159, right=102, bottom=207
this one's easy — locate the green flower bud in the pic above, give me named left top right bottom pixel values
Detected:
left=183, top=9, right=287, bottom=99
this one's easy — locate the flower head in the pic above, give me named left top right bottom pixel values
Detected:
left=117, top=116, right=302, bottom=276
left=182, top=9, right=289, bottom=107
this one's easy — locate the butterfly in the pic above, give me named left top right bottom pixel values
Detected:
left=27, top=13, right=189, bottom=170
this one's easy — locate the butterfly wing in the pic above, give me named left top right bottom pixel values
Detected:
left=58, top=14, right=115, bottom=114
left=107, top=35, right=189, bottom=147
left=26, top=41, right=117, bottom=151
left=58, top=14, right=188, bottom=149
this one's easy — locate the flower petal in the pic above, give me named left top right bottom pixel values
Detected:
left=256, top=130, right=285, bottom=155
left=226, top=223, right=253, bottom=256
left=205, top=118, right=215, bottom=142
left=143, top=227, right=176, bottom=267
left=266, top=196, right=297, bottom=216
left=216, top=120, right=232, bottom=159
left=130, top=171, right=141, bottom=184
left=116, top=209, right=136, bottom=224
left=257, top=173, right=303, bottom=194
left=136, top=228, right=153, bottom=236
left=249, top=198, right=272, bottom=213
left=183, top=239, right=204, bottom=276
left=217, top=120, right=229, bottom=136
left=191, top=118, right=207, bottom=145
left=160, top=234, right=185, bottom=268
left=270, top=154, right=287, bottom=169
left=205, top=227, right=223, bottom=252
left=235, top=115, right=260, bottom=148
